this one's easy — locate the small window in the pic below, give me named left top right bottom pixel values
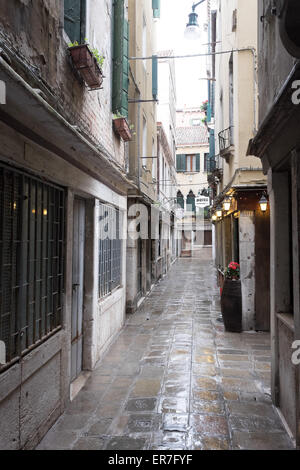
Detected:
left=98, top=204, right=122, bottom=298
left=186, top=155, right=196, bottom=172
left=64, top=0, right=86, bottom=44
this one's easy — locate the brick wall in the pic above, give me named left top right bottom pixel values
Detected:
left=0, top=0, right=126, bottom=168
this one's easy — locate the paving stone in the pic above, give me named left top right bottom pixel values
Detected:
left=86, top=419, right=113, bottom=436
left=162, top=413, right=189, bottom=432
left=229, top=414, right=285, bottom=433
left=226, top=401, right=277, bottom=419
left=190, top=414, right=229, bottom=437
left=158, top=397, right=189, bottom=414
left=125, top=398, right=157, bottom=412
left=36, top=431, right=78, bottom=450
left=191, top=400, right=225, bottom=415
left=72, top=437, right=107, bottom=450
left=105, top=436, right=147, bottom=450
left=151, top=431, right=187, bottom=450
left=232, top=431, right=294, bottom=450
left=130, top=378, right=162, bottom=397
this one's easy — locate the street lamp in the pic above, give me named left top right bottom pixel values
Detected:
left=223, top=196, right=231, bottom=212
left=216, top=205, right=222, bottom=218
left=184, top=1, right=206, bottom=40
left=259, top=195, right=268, bottom=213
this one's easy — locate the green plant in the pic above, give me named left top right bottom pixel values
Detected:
left=112, top=112, right=126, bottom=119
left=224, top=262, right=240, bottom=280
left=91, top=47, right=105, bottom=68
left=68, top=39, right=105, bottom=68
left=68, top=41, right=80, bottom=47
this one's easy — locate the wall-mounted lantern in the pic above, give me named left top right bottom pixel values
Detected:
left=216, top=205, right=222, bottom=218
left=223, top=196, right=231, bottom=212
left=259, top=195, right=268, bottom=213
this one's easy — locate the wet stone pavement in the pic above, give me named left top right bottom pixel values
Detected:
left=37, top=255, right=294, bottom=450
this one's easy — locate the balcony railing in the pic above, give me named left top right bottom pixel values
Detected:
left=218, top=126, right=234, bottom=159
left=207, top=154, right=223, bottom=186
left=207, top=154, right=222, bottom=173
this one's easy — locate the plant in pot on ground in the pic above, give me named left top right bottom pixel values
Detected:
left=112, top=113, right=133, bottom=142
left=68, top=40, right=104, bottom=90
left=221, top=261, right=242, bottom=333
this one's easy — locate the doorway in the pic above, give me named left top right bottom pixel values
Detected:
left=71, top=198, right=85, bottom=382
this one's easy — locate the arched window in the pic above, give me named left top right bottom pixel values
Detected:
left=177, top=190, right=184, bottom=209
left=186, top=190, right=196, bottom=213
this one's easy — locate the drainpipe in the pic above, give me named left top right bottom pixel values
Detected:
left=137, top=100, right=141, bottom=191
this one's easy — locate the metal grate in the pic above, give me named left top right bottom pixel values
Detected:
left=98, top=203, right=122, bottom=298
left=218, top=126, right=234, bottom=152
left=0, top=164, right=65, bottom=367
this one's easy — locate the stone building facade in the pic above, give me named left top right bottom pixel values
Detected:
left=0, top=0, right=134, bottom=449
left=126, top=0, right=160, bottom=313
left=210, top=0, right=270, bottom=332
left=248, top=0, right=300, bottom=447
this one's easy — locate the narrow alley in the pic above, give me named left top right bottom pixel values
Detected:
left=37, top=253, right=293, bottom=451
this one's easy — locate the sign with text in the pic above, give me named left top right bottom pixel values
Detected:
left=195, top=196, right=210, bottom=208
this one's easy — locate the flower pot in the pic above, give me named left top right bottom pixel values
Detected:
left=113, top=117, right=132, bottom=142
left=68, top=44, right=103, bottom=90
left=221, top=279, right=242, bottom=332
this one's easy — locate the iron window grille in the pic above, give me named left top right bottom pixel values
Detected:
left=98, top=203, right=122, bottom=298
left=0, top=164, right=65, bottom=370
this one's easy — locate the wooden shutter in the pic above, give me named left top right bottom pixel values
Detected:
left=152, top=0, right=161, bottom=18
left=112, top=0, right=129, bottom=117
left=152, top=55, right=158, bottom=100
left=64, top=0, right=86, bottom=44
left=196, top=154, right=200, bottom=172
left=176, top=154, right=186, bottom=172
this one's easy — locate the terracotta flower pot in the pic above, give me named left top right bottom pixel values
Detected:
left=113, top=117, right=132, bottom=142
left=221, top=279, right=242, bottom=332
left=68, top=44, right=103, bottom=90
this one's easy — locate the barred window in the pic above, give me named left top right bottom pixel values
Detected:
left=98, top=203, right=122, bottom=298
left=0, top=165, right=65, bottom=369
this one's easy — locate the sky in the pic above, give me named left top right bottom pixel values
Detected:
left=157, top=0, right=209, bottom=109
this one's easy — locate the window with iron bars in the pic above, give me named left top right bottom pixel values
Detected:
left=0, top=164, right=65, bottom=370
left=98, top=203, right=122, bottom=298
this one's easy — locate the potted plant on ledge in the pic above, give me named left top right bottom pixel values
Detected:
left=68, top=40, right=104, bottom=90
left=112, top=113, right=133, bottom=142
left=221, top=261, right=242, bottom=332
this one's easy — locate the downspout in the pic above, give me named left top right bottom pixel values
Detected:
left=137, top=100, right=141, bottom=191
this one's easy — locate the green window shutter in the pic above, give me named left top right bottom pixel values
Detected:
left=64, top=0, right=86, bottom=44
left=152, top=0, right=161, bottom=18
left=176, top=154, right=186, bottom=172
left=196, top=154, right=200, bottom=172
left=152, top=55, right=158, bottom=100
left=112, top=0, right=129, bottom=117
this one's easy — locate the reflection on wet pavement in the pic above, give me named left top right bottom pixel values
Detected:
left=37, top=255, right=294, bottom=450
